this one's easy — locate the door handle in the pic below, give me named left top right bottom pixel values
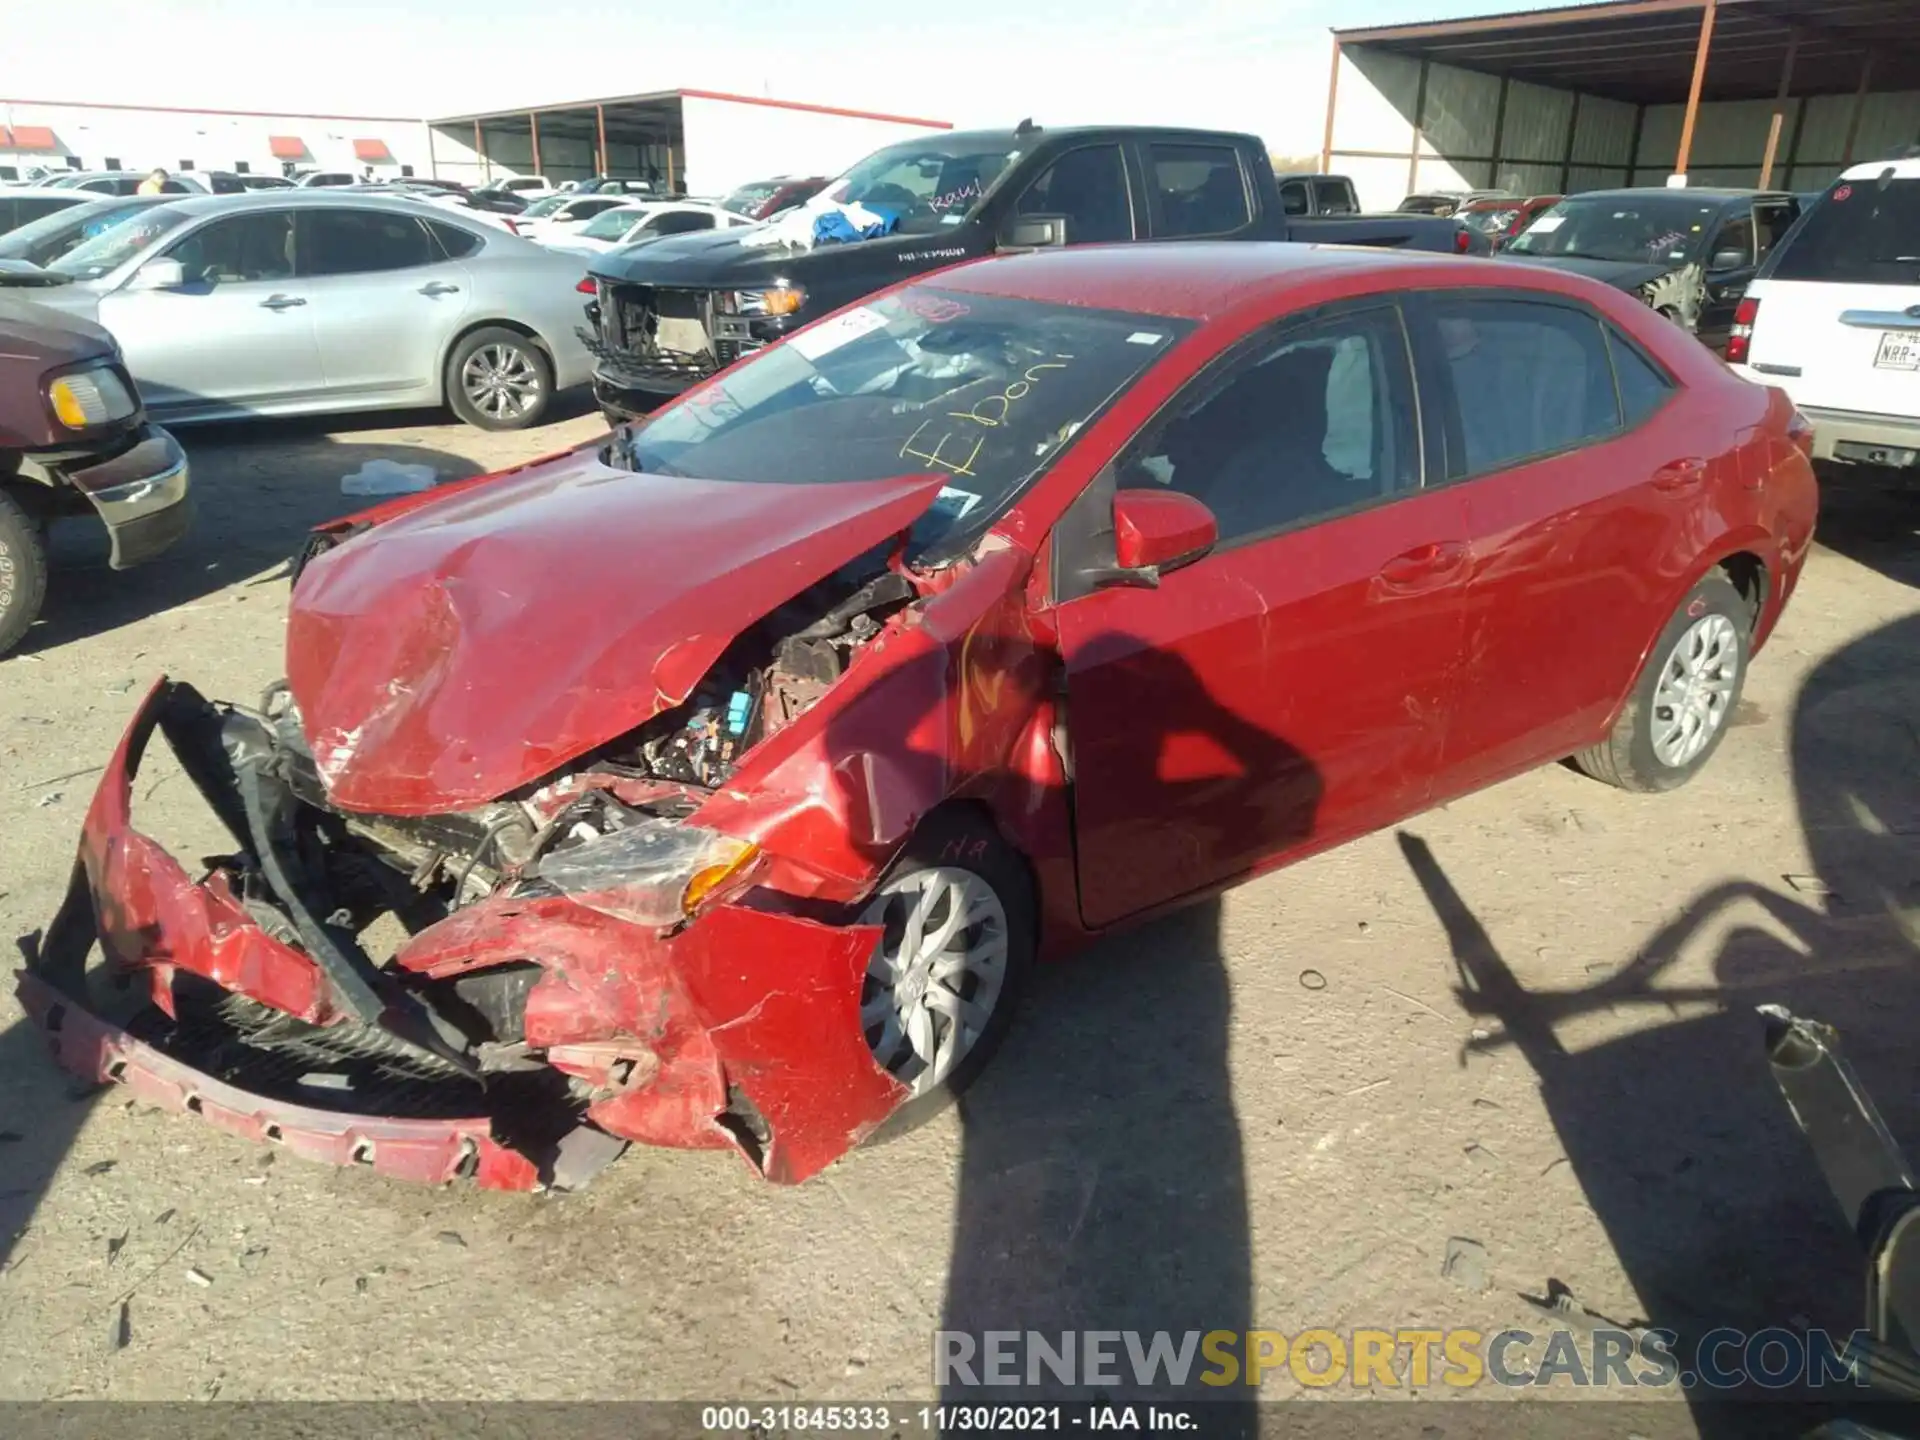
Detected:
left=260, top=294, right=306, bottom=310
left=1652, top=457, right=1708, bottom=492
left=419, top=281, right=461, bottom=296
left=1377, top=540, right=1468, bottom=589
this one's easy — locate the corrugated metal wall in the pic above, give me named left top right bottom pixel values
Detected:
left=1329, top=43, right=1920, bottom=209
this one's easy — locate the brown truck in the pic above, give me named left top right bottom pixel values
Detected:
left=0, top=295, right=190, bottom=654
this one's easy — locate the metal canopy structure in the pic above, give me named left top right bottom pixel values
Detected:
left=1335, top=0, right=1920, bottom=104
left=431, top=91, right=684, bottom=187
left=1328, top=0, right=1920, bottom=195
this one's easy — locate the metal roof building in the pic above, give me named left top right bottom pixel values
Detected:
left=1322, top=0, right=1920, bottom=208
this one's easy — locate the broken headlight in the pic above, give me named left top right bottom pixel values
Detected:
left=719, top=284, right=806, bottom=318
left=535, top=817, right=759, bottom=927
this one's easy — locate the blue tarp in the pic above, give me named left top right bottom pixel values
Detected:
left=812, top=206, right=899, bottom=247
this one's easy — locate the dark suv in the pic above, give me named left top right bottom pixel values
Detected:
left=0, top=297, right=190, bottom=653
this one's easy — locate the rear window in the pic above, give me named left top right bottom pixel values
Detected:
left=1769, top=175, right=1920, bottom=285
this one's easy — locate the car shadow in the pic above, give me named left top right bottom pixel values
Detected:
left=1396, top=605, right=1920, bottom=1432
left=821, top=618, right=1316, bottom=1431
left=13, top=420, right=503, bottom=658
left=0, top=1009, right=99, bottom=1273
left=1808, top=483, right=1920, bottom=590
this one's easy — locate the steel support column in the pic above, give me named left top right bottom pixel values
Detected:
left=426, top=124, right=438, bottom=181
left=530, top=110, right=542, bottom=178
left=1759, top=31, right=1799, bottom=190
left=1673, top=0, right=1719, bottom=180
left=1842, top=52, right=1876, bottom=166
left=474, top=121, right=489, bottom=183
left=1488, top=75, right=1511, bottom=192
left=1560, top=90, right=1582, bottom=191
left=1408, top=59, right=1431, bottom=194
left=1321, top=39, right=1343, bottom=173
left=597, top=104, right=608, bottom=177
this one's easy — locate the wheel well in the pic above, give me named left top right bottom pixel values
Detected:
left=1715, top=552, right=1768, bottom=634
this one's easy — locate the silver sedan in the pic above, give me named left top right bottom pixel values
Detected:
left=29, top=192, right=594, bottom=430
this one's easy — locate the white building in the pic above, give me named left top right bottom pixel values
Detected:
left=0, top=89, right=952, bottom=193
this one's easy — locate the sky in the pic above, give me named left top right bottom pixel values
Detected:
left=4, top=0, right=1584, bottom=155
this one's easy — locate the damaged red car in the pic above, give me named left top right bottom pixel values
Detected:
left=21, top=244, right=1818, bottom=1191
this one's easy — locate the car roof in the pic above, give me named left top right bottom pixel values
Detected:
left=929, top=241, right=1603, bottom=321
left=4, top=186, right=95, bottom=198
left=1568, top=187, right=1791, bottom=202
left=1839, top=155, right=1920, bottom=181
left=121, top=190, right=478, bottom=216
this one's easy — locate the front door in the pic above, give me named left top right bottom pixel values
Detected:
left=295, top=206, right=470, bottom=402
left=1054, top=303, right=1471, bottom=928
left=99, top=208, right=323, bottom=413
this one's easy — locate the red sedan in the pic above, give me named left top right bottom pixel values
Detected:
left=22, top=244, right=1818, bottom=1191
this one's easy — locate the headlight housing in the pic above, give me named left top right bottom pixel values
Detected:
left=47, top=366, right=137, bottom=430
left=719, top=284, right=805, bottom=318
left=535, top=817, right=760, bottom=927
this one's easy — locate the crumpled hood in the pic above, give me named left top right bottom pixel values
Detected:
left=287, top=448, right=945, bottom=815
left=1505, top=255, right=1676, bottom=291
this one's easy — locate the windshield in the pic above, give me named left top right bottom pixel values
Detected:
left=1769, top=175, right=1920, bottom=285
left=815, top=137, right=1018, bottom=237
left=1508, top=194, right=1720, bottom=263
left=581, top=207, right=646, bottom=240
left=0, top=199, right=158, bottom=266
left=620, top=288, right=1190, bottom=561
left=49, top=204, right=190, bottom=279
left=522, top=196, right=568, bottom=218
left=723, top=183, right=778, bottom=215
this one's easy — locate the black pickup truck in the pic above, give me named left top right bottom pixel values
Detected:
left=582, top=122, right=1472, bottom=416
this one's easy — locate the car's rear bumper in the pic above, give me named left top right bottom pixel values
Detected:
left=18, top=678, right=906, bottom=1192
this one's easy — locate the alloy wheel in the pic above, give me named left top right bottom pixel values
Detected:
left=1651, top=612, right=1739, bottom=768
left=461, top=343, right=542, bottom=421
left=859, top=867, right=1011, bottom=1096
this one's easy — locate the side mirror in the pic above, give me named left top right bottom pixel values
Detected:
left=126, top=257, right=186, bottom=292
left=998, top=214, right=1065, bottom=250
left=1709, top=248, right=1749, bottom=273
left=1084, top=490, right=1218, bottom=590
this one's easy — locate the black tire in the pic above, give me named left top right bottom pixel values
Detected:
left=1572, top=571, right=1751, bottom=793
left=445, top=326, right=553, bottom=431
left=857, top=811, right=1037, bottom=1144
left=0, top=488, right=49, bottom=657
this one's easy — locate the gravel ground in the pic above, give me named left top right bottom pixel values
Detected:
left=1, top=401, right=1916, bottom=1431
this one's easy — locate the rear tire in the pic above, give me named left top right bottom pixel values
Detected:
left=856, top=813, right=1036, bottom=1144
left=0, top=488, right=49, bottom=657
left=446, top=326, right=553, bottom=431
left=1573, top=571, right=1749, bottom=793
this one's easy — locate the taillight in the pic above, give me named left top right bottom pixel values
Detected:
left=1725, top=296, right=1760, bottom=364
left=1786, top=408, right=1815, bottom=460
left=1454, top=226, right=1472, bottom=254
left=576, top=275, right=596, bottom=295
left=501, top=217, right=520, bottom=235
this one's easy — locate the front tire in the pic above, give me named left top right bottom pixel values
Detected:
left=0, top=488, right=49, bottom=657
left=1573, top=571, right=1750, bottom=793
left=447, top=326, right=552, bottom=431
left=857, top=814, right=1036, bottom=1141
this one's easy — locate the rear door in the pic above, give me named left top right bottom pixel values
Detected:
left=296, top=206, right=471, bottom=400
left=1413, top=292, right=1706, bottom=792
left=1743, top=167, right=1920, bottom=414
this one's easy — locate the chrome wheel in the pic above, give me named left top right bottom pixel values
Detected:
left=1650, top=612, right=1740, bottom=768
left=859, top=867, right=1010, bottom=1097
left=460, top=342, right=542, bottom=421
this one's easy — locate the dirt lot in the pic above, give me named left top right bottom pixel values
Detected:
left=1, top=400, right=1917, bottom=1427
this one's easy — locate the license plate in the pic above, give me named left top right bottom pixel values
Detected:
left=1874, top=330, right=1920, bottom=370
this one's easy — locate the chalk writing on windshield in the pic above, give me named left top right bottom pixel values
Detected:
left=929, top=179, right=984, bottom=213
left=897, top=354, right=1079, bottom=478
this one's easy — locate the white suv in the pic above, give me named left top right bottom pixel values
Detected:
left=1730, top=155, right=1920, bottom=486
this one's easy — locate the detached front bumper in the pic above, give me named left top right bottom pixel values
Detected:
left=18, top=679, right=906, bottom=1192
